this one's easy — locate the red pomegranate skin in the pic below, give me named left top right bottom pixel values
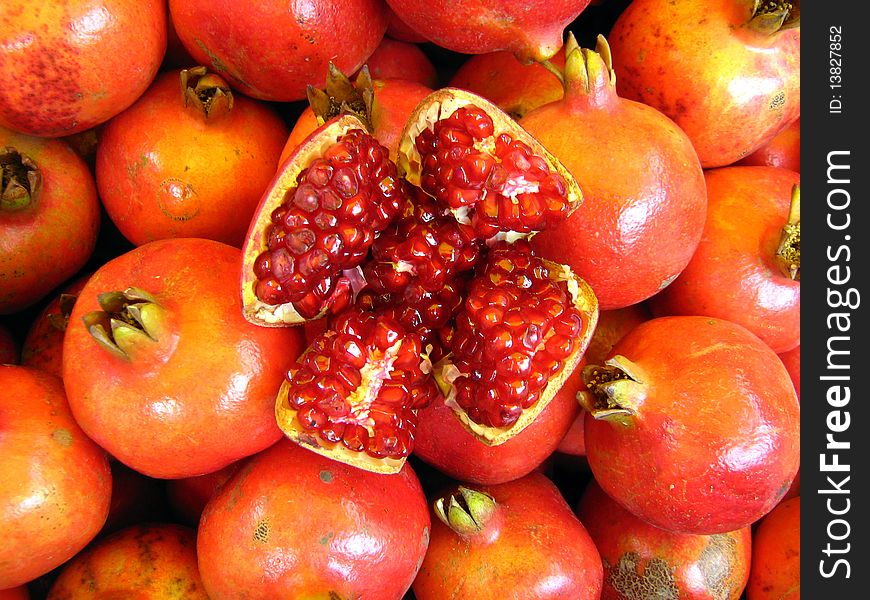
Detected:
left=522, top=37, right=707, bottom=310
left=578, top=480, right=751, bottom=600
left=166, top=459, right=244, bottom=526
left=778, top=344, right=800, bottom=400
left=737, top=117, right=800, bottom=172
left=62, top=238, right=306, bottom=479
left=95, top=69, right=289, bottom=247
left=413, top=472, right=603, bottom=599
left=385, top=6, right=428, bottom=43
left=0, top=586, right=28, bottom=600
left=584, top=316, right=800, bottom=534
left=197, top=439, right=431, bottom=599
left=413, top=366, right=581, bottom=484
left=362, top=38, right=438, bottom=88
left=609, top=0, right=800, bottom=168
left=169, top=0, right=388, bottom=101
left=1, top=128, right=100, bottom=315
left=0, top=0, right=166, bottom=137
left=0, top=366, right=112, bottom=590
left=746, top=497, right=800, bottom=599
left=649, top=166, right=800, bottom=353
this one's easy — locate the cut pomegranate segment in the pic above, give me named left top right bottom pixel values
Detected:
left=241, top=115, right=404, bottom=326
left=397, top=88, right=583, bottom=242
left=435, top=240, right=598, bottom=445
left=275, top=307, right=438, bottom=474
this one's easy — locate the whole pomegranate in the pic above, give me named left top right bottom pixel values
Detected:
left=169, top=0, right=388, bottom=101
left=649, top=167, right=800, bottom=353
left=0, top=0, right=166, bottom=137
left=47, top=523, right=208, bottom=599
left=609, top=0, right=800, bottom=167
left=62, top=238, right=306, bottom=479
left=580, top=316, right=800, bottom=534
left=779, top=344, right=800, bottom=399
left=578, top=480, right=752, bottom=599
left=197, top=439, right=431, bottom=599
left=385, top=0, right=591, bottom=62
left=746, top=497, right=800, bottom=599
left=413, top=472, right=603, bottom=599
left=0, top=366, right=112, bottom=589
left=521, top=34, right=707, bottom=310
left=96, top=67, right=289, bottom=247
left=1, top=128, right=100, bottom=314
left=362, top=38, right=439, bottom=88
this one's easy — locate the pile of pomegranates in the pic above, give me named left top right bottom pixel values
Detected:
left=1, top=0, right=800, bottom=598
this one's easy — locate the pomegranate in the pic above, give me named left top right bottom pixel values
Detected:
left=779, top=344, right=800, bottom=400
left=413, top=367, right=580, bottom=484
left=0, top=0, right=166, bottom=137
left=521, top=34, right=708, bottom=310
left=363, top=38, right=439, bottom=88
left=62, top=238, right=306, bottom=479
left=580, top=316, right=800, bottom=534
left=280, top=68, right=433, bottom=166
left=19, top=273, right=89, bottom=378
left=449, top=48, right=566, bottom=119
left=276, top=306, right=437, bottom=474
left=649, top=167, right=800, bottom=353
left=609, top=0, right=800, bottom=167
left=385, top=0, right=591, bottom=62
left=0, top=366, right=111, bottom=589
left=578, top=479, right=752, bottom=599
left=746, top=497, right=800, bottom=599
left=1, top=128, right=100, bottom=314
left=398, top=88, right=583, bottom=242
left=169, top=0, right=388, bottom=101
left=0, top=587, right=27, bottom=600
left=413, top=472, right=603, bottom=599
left=737, top=117, right=800, bottom=172
left=166, top=460, right=244, bottom=526
left=96, top=67, right=289, bottom=248
left=385, top=6, right=428, bottom=43
left=197, top=439, right=430, bottom=599
left=436, top=240, right=598, bottom=444
left=47, top=523, right=208, bottom=599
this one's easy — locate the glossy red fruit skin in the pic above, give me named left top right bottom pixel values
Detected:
left=746, top=497, right=800, bottom=599
left=778, top=344, right=800, bottom=400
left=385, top=0, right=591, bottom=62
left=46, top=523, right=208, bottom=599
left=385, top=6, right=428, bottom=43
left=0, top=366, right=112, bottom=590
left=522, top=37, right=707, bottom=310
left=363, top=38, right=439, bottom=88
left=413, top=472, right=603, bottom=599
left=96, top=69, right=289, bottom=248
left=609, top=0, right=800, bottom=168
left=62, top=238, right=306, bottom=479
left=169, top=0, right=388, bottom=102
left=578, top=480, right=751, bottom=600
left=1, top=129, right=99, bottom=315
left=0, top=0, right=166, bottom=137
left=413, top=368, right=580, bottom=484
left=197, top=439, right=431, bottom=600
left=584, top=316, right=800, bottom=534
left=649, top=166, right=800, bottom=353
left=737, top=117, right=800, bottom=172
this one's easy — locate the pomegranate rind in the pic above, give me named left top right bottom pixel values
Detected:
left=396, top=87, right=584, bottom=239
left=240, top=115, right=370, bottom=327
left=274, top=379, right=407, bottom=475
left=436, top=260, right=598, bottom=446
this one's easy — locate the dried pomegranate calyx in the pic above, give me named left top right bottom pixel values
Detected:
left=81, top=287, right=165, bottom=360
left=775, top=184, right=800, bottom=281
left=749, top=0, right=800, bottom=33
left=577, top=355, right=648, bottom=420
left=561, top=33, right=616, bottom=101
left=1, top=147, right=41, bottom=211
left=181, top=66, right=234, bottom=119
left=434, top=486, right=498, bottom=537
left=306, top=62, right=374, bottom=130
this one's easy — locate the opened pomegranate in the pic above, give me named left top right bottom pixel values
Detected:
left=385, top=0, right=591, bottom=62
left=521, top=34, right=707, bottom=310
left=649, top=167, right=800, bottom=353
left=413, top=473, right=603, bottom=599
left=169, top=0, right=387, bottom=101
left=276, top=306, right=437, bottom=474
left=609, top=0, right=800, bottom=167
left=0, top=0, right=166, bottom=137
left=578, top=479, right=752, bottom=600
left=580, top=316, right=800, bottom=534
left=399, top=88, right=583, bottom=241
left=242, top=116, right=404, bottom=325
left=437, top=240, right=598, bottom=445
